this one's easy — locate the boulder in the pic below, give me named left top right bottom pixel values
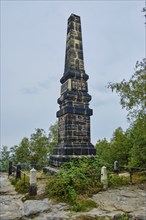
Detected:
left=23, top=198, right=51, bottom=216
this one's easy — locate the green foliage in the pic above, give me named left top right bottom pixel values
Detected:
left=72, top=199, right=97, bottom=212
left=104, top=60, right=146, bottom=168
left=95, top=139, right=111, bottom=164
left=107, top=59, right=146, bottom=121
left=13, top=138, right=30, bottom=168
left=46, top=158, right=103, bottom=204
left=46, top=177, right=77, bottom=203
left=120, top=213, right=130, bottom=220
left=128, top=115, right=146, bottom=168
left=108, top=175, right=129, bottom=187
left=0, top=146, right=10, bottom=171
left=8, top=121, right=58, bottom=170
left=10, top=175, right=30, bottom=194
left=133, top=171, right=146, bottom=183
left=138, top=175, right=146, bottom=183
left=48, top=121, right=58, bottom=154
left=29, top=128, right=49, bottom=170
left=110, top=127, right=132, bottom=166
left=96, top=128, right=132, bottom=168
left=9, top=145, right=19, bottom=165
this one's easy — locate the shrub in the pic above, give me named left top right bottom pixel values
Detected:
left=108, top=175, right=129, bottom=187
left=46, top=177, right=77, bottom=203
left=10, top=175, right=30, bottom=194
left=120, top=213, right=130, bottom=220
left=46, top=157, right=103, bottom=204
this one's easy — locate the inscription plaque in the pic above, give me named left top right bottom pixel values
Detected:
left=61, top=79, right=71, bottom=94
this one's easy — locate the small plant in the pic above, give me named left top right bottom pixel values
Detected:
left=120, top=213, right=130, bottom=220
left=71, top=199, right=97, bottom=212
left=138, top=175, right=146, bottom=183
left=133, top=171, right=146, bottom=183
left=46, top=177, right=77, bottom=203
left=108, top=175, right=129, bottom=187
left=10, top=175, right=30, bottom=194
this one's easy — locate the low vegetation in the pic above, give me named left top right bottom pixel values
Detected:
left=45, top=158, right=103, bottom=211
left=45, top=158, right=137, bottom=211
left=10, top=175, right=30, bottom=194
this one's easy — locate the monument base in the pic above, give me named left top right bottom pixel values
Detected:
left=49, top=143, right=96, bottom=167
left=29, top=183, right=37, bottom=196
left=49, top=154, right=96, bottom=167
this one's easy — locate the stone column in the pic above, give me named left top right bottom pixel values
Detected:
left=29, top=168, right=37, bottom=196
left=49, top=14, right=96, bottom=167
left=101, top=166, right=108, bottom=190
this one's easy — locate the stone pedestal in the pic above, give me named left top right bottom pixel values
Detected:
left=101, top=166, right=108, bottom=190
left=29, top=168, right=37, bottom=196
left=49, top=14, right=96, bottom=166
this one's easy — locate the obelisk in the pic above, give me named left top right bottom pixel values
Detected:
left=49, top=14, right=96, bottom=166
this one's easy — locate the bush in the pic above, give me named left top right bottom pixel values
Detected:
left=120, top=213, right=130, bottom=220
left=46, top=157, right=103, bottom=204
left=46, top=177, right=77, bottom=203
left=10, top=175, right=30, bottom=194
left=108, top=175, right=129, bottom=187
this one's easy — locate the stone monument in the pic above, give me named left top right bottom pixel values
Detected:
left=49, top=14, right=96, bottom=166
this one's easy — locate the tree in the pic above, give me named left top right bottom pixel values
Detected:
left=107, top=59, right=146, bottom=121
left=96, top=128, right=132, bottom=168
left=109, top=127, right=132, bottom=167
left=95, top=138, right=111, bottom=164
left=107, top=59, right=146, bottom=167
left=14, top=138, right=30, bottom=168
left=48, top=121, right=58, bottom=155
left=5, top=121, right=58, bottom=170
left=9, top=145, right=18, bottom=164
left=128, top=115, right=146, bottom=167
left=29, top=128, right=49, bottom=169
left=0, top=146, right=10, bottom=171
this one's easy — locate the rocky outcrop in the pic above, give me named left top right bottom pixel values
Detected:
left=0, top=173, right=146, bottom=220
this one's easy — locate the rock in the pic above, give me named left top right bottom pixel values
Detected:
left=92, top=186, right=146, bottom=219
left=119, top=172, right=130, bottom=178
left=34, top=210, right=71, bottom=220
left=71, top=209, right=125, bottom=220
left=53, top=203, right=69, bottom=211
left=1, top=173, right=146, bottom=220
left=0, top=195, right=23, bottom=220
left=23, top=198, right=51, bottom=216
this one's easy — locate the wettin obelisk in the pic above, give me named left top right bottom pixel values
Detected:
left=49, top=14, right=96, bottom=166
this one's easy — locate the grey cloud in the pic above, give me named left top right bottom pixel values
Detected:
left=38, top=81, right=49, bottom=89
left=21, top=77, right=57, bottom=95
left=38, top=76, right=58, bottom=89
left=21, top=87, right=39, bottom=94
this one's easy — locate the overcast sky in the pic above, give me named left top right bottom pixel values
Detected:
left=1, top=0, right=145, bottom=148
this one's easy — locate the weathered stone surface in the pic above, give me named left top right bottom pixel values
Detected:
left=0, top=195, right=23, bottom=220
left=1, top=173, right=146, bottom=220
left=92, top=186, right=146, bottom=219
left=0, top=174, right=23, bottom=220
left=49, top=14, right=96, bottom=166
left=71, top=210, right=125, bottom=220
left=23, top=199, right=51, bottom=216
